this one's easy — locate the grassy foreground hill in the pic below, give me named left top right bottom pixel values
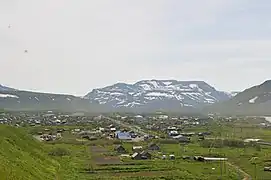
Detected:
left=0, top=125, right=59, bottom=180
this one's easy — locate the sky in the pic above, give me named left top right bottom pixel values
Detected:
left=1, top=0, right=271, bottom=95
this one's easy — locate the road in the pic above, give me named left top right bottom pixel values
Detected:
left=102, top=116, right=148, bottom=135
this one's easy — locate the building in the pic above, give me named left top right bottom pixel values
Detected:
left=140, top=151, right=151, bottom=159
left=148, top=143, right=160, bottom=151
left=169, top=130, right=179, bottom=136
left=115, top=131, right=132, bottom=140
left=114, top=145, right=127, bottom=153
left=131, top=152, right=141, bottom=160
left=132, top=146, right=143, bottom=152
left=169, top=154, right=175, bottom=160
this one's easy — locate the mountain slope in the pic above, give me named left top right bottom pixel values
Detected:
left=206, top=80, right=271, bottom=115
left=0, top=84, right=16, bottom=91
left=0, top=125, right=58, bottom=180
left=85, top=80, right=231, bottom=110
left=0, top=89, right=106, bottom=112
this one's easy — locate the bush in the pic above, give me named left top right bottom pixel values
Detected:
left=157, top=139, right=179, bottom=144
left=48, top=147, right=70, bottom=156
left=200, top=139, right=245, bottom=148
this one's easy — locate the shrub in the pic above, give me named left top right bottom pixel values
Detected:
left=200, top=139, right=245, bottom=148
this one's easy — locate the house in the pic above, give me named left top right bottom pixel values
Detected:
left=140, top=151, right=151, bottom=159
left=169, top=130, right=179, bottom=136
left=174, top=135, right=190, bottom=143
left=115, top=131, right=132, bottom=140
left=132, top=146, right=143, bottom=152
left=132, top=150, right=152, bottom=160
left=110, top=127, right=117, bottom=132
left=131, top=152, right=141, bottom=160
left=114, top=145, right=126, bottom=153
left=194, top=156, right=227, bottom=162
left=169, top=154, right=175, bottom=160
left=179, top=136, right=190, bottom=143
left=203, top=157, right=228, bottom=161
left=167, top=126, right=177, bottom=131
left=148, top=143, right=160, bottom=151
left=158, top=115, right=168, bottom=120
left=244, top=139, right=261, bottom=143
left=180, top=132, right=195, bottom=137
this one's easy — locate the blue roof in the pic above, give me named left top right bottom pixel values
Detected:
left=116, top=132, right=132, bottom=140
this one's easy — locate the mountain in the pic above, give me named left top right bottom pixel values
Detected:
left=0, top=88, right=106, bottom=112
left=206, top=80, right=271, bottom=115
left=85, top=80, right=231, bottom=111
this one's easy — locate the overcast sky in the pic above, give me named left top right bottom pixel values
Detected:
left=1, top=0, right=271, bottom=95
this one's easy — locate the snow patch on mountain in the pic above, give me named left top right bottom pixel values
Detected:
left=249, top=96, right=258, bottom=103
left=0, top=94, right=19, bottom=98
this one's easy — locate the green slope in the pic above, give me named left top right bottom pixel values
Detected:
left=0, top=125, right=59, bottom=180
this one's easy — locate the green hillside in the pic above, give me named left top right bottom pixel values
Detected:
left=0, top=125, right=59, bottom=180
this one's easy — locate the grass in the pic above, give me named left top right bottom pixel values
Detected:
left=0, top=125, right=59, bottom=180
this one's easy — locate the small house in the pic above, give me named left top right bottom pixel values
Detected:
left=131, top=152, right=141, bottom=160
left=140, top=151, right=151, bottom=160
left=132, top=146, right=143, bottom=152
left=114, top=145, right=126, bottom=154
left=110, top=127, right=117, bottom=132
left=169, top=154, right=175, bottom=160
left=169, top=130, right=179, bottom=136
left=148, top=143, right=160, bottom=151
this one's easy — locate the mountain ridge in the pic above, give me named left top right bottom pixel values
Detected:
left=85, top=79, right=232, bottom=110
left=206, top=80, right=271, bottom=115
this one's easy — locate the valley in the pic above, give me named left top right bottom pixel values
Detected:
left=1, top=110, right=271, bottom=180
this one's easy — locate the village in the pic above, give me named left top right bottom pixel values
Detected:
left=1, top=110, right=271, bottom=178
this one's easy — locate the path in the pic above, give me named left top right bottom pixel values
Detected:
left=226, top=162, right=252, bottom=180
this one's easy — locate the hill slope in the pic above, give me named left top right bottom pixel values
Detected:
left=0, top=125, right=58, bottom=180
left=206, top=80, right=271, bottom=115
left=0, top=89, right=107, bottom=112
left=85, top=80, right=231, bottom=111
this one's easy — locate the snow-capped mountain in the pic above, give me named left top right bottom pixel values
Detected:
left=84, top=80, right=231, bottom=109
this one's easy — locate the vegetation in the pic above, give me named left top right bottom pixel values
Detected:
left=48, top=147, right=71, bottom=157
left=0, top=125, right=58, bottom=180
